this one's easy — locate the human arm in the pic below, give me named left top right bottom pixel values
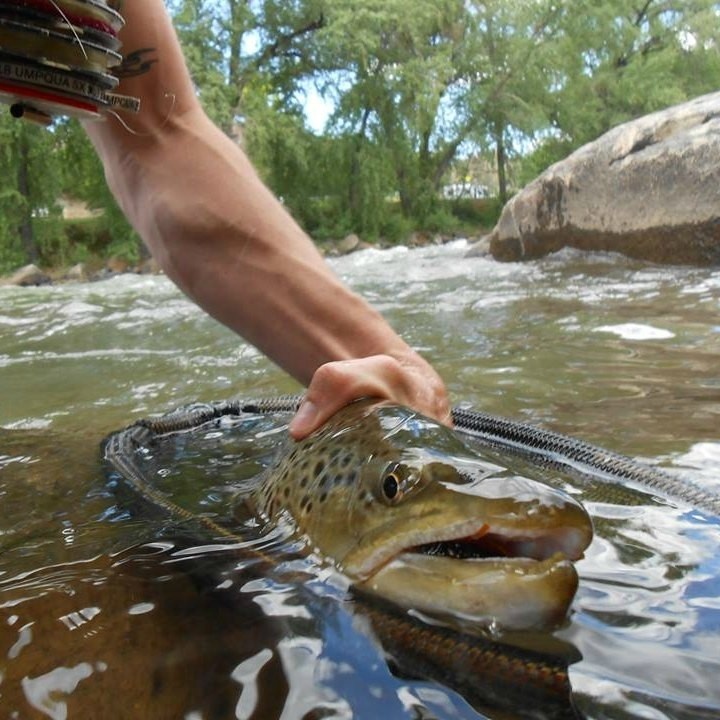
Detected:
left=83, top=0, right=450, bottom=436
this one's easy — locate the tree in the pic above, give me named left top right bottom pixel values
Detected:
left=54, top=118, right=141, bottom=262
left=314, top=0, right=469, bottom=222
left=461, top=0, right=565, bottom=203
left=0, top=113, right=64, bottom=272
left=547, top=0, right=720, bottom=146
left=3, top=0, right=719, bottom=272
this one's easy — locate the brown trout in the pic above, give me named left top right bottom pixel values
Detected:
left=247, top=399, right=593, bottom=631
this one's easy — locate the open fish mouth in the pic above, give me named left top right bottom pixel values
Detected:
left=344, top=506, right=592, bottom=582
left=357, top=521, right=587, bottom=631
left=410, top=522, right=589, bottom=564
left=351, top=520, right=589, bottom=630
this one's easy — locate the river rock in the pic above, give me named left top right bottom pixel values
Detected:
left=6, top=264, right=51, bottom=286
left=137, top=256, right=161, bottom=275
left=65, top=263, right=88, bottom=282
left=465, top=235, right=491, bottom=258
left=489, top=91, right=720, bottom=265
left=338, top=233, right=362, bottom=254
left=106, top=256, right=131, bottom=274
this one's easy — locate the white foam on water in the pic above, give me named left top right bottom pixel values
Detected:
left=592, top=323, right=675, bottom=340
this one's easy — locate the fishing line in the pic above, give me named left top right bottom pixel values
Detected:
left=104, top=91, right=176, bottom=136
left=46, top=0, right=89, bottom=60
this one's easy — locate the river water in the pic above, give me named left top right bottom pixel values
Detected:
left=1, top=241, right=719, bottom=719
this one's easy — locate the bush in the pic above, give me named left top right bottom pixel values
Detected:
left=379, top=209, right=415, bottom=245
left=447, top=197, right=503, bottom=228
left=421, top=208, right=460, bottom=234
left=516, top=138, right=574, bottom=187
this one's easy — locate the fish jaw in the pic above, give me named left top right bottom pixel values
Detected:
left=338, top=480, right=591, bottom=631
left=340, top=517, right=493, bottom=580
left=356, top=553, right=579, bottom=632
left=338, top=476, right=593, bottom=581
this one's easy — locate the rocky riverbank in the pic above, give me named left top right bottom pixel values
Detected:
left=1, top=231, right=482, bottom=287
left=0, top=257, right=163, bottom=287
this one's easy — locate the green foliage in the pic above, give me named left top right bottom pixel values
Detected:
left=377, top=208, right=414, bottom=245
left=516, top=136, right=575, bottom=187
left=446, top=197, right=502, bottom=229
left=1, top=0, right=719, bottom=274
left=0, top=113, right=64, bottom=272
left=548, top=0, right=720, bottom=147
left=55, top=119, right=141, bottom=262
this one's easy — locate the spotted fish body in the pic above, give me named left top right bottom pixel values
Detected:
left=247, top=399, right=593, bottom=631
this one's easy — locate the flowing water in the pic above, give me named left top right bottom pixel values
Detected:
left=1, top=241, right=719, bottom=719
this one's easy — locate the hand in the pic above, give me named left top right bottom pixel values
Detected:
left=288, top=353, right=451, bottom=440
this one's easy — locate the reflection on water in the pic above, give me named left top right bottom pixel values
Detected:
left=1, top=243, right=719, bottom=718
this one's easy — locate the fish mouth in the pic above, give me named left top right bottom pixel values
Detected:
left=344, top=516, right=591, bottom=582
left=354, top=521, right=589, bottom=631
left=407, top=522, right=589, bottom=565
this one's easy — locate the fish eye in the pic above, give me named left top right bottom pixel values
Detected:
left=379, top=463, right=411, bottom=504
left=382, top=472, right=400, bottom=501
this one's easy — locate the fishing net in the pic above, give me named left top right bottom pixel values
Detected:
left=104, top=395, right=720, bottom=518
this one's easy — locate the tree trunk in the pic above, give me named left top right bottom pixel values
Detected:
left=17, top=132, right=38, bottom=264
left=494, top=121, right=508, bottom=205
left=349, top=107, right=372, bottom=220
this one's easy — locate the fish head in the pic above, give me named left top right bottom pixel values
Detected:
left=262, top=399, right=593, bottom=630
left=341, top=408, right=592, bottom=578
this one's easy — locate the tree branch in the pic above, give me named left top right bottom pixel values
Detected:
left=253, top=15, right=325, bottom=71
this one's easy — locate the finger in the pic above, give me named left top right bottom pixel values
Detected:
left=288, top=356, right=404, bottom=439
left=288, top=354, right=450, bottom=440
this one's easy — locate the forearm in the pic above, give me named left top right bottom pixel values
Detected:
left=82, top=0, right=449, bottom=433
left=86, top=105, right=414, bottom=384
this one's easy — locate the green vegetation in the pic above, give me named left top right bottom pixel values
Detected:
left=1, top=0, right=718, bottom=273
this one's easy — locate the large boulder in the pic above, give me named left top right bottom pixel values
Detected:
left=489, top=92, right=720, bottom=265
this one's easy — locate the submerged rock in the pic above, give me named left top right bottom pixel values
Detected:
left=489, top=91, right=720, bottom=265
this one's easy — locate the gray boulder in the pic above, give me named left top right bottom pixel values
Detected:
left=489, top=92, right=720, bottom=265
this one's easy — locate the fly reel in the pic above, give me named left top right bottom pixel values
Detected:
left=0, top=0, right=139, bottom=124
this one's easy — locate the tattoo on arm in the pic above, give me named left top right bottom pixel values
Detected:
left=115, top=48, right=159, bottom=79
